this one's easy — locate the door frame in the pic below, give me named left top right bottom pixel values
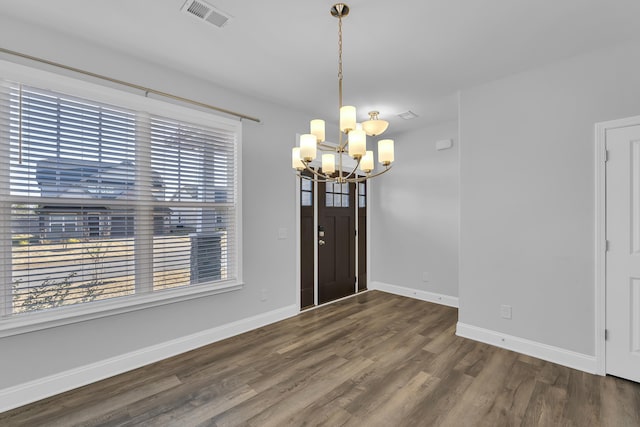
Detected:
left=595, top=114, right=640, bottom=375
left=295, top=171, right=371, bottom=311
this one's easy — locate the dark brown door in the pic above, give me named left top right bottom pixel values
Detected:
left=317, top=180, right=356, bottom=304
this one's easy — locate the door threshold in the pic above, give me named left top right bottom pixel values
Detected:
left=301, top=289, right=370, bottom=312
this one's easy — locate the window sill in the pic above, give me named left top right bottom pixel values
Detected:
left=0, top=281, right=244, bottom=338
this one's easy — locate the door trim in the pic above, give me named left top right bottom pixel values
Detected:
left=595, top=115, right=640, bottom=376
left=295, top=174, right=301, bottom=311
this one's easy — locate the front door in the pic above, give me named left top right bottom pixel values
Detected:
left=317, top=180, right=356, bottom=304
left=606, top=123, right=640, bottom=383
left=299, top=173, right=365, bottom=308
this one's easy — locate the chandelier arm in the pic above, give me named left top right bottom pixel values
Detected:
left=337, top=127, right=348, bottom=152
left=338, top=142, right=344, bottom=183
left=301, top=161, right=332, bottom=181
left=343, top=156, right=362, bottom=180
left=296, top=172, right=332, bottom=183
left=297, top=165, right=391, bottom=184
left=338, top=12, right=343, bottom=109
left=317, top=141, right=338, bottom=151
left=333, top=164, right=391, bottom=183
left=350, top=165, right=392, bottom=183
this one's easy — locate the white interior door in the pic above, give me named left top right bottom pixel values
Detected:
left=606, top=124, right=640, bottom=383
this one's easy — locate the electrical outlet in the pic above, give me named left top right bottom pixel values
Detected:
left=422, top=272, right=430, bottom=282
left=500, top=305, right=512, bottom=319
left=260, top=289, right=268, bottom=302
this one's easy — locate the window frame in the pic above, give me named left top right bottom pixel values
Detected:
left=0, top=60, right=243, bottom=338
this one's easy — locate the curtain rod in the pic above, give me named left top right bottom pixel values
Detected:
left=0, top=47, right=261, bottom=123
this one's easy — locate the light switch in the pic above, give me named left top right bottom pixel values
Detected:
left=277, top=227, right=288, bottom=240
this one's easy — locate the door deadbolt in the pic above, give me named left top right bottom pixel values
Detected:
left=319, top=239, right=326, bottom=246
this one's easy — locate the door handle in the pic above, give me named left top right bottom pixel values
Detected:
left=319, top=239, right=326, bottom=246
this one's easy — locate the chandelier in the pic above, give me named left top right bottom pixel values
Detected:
left=291, top=3, right=395, bottom=183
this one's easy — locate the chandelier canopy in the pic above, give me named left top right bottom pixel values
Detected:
left=291, top=3, right=395, bottom=183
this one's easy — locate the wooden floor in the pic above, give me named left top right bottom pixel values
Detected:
left=2, top=291, right=640, bottom=426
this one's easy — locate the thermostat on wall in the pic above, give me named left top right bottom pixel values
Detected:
left=435, top=139, right=453, bottom=151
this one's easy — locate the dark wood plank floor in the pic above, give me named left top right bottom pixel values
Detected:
left=2, top=290, right=639, bottom=426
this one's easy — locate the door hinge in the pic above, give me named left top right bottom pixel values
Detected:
left=604, top=150, right=610, bottom=162
left=605, top=329, right=609, bottom=341
left=605, top=240, right=610, bottom=252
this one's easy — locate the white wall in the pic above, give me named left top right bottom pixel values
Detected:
left=0, top=16, right=306, bottom=397
left=459, top=40, right=640, bottom=357
left=5, top=12, right=638, bottom=410
left=370, top=120, right=459, bottom=301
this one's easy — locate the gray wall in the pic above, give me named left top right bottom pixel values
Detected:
left=0, top=16, right=306, bottom=389
left=370, top=120, right=459, bottom=298
left=459, top=40, right=640, bottom=356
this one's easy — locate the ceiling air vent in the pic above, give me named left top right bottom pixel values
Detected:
left=181, top=0, right=231, bottom=28
left=397, top=110, right=419, bottom=120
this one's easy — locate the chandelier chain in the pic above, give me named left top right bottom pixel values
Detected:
left=338, top=14, right=343, bottom=109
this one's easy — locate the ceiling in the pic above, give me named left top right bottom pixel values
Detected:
left=1, top=0, right=640, bottom=134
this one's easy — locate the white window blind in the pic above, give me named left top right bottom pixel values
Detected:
left=0, top=78, right=239, bottom=319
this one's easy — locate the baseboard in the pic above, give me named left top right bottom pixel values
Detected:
left=369, top=281, right=459, bottom=308
left=0, top=304, right=298, bottom=413
left=456, top=322, right=598, bottom=374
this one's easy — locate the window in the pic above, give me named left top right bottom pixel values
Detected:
left=0, top=64, right=241, bottom=328
left=325, top=182, right=350, bottom=208
left=300, top=178, right=313, bottom=207
left=358, top=182, right=366, bottom=208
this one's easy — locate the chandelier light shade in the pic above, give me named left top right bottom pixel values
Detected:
left=310, top=119, right=326, bottom=143
left=292, top=147, right=304, bottom=170
left=322, top=153, right=336, bottom=174
left=378, top=139, right=394, bottom=165
left=339, top=106, right=357, bottom=134
left=300, top=134, right=317, bottom=162
left=291, top=3, right=395, bottom=183
left=362, top=111, right=389, bottom=136
left=360, top=151, right=374, bottom=173
left=348, top=128, right=366, bottom=158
